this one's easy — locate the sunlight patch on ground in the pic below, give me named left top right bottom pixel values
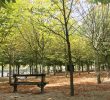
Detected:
left=47, top=82, right=69, bottom=87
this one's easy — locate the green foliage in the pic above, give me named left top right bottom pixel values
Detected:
left=0, top=0, right=16, bottom=8
left=90, top=0, right=110, bottom=4
left=70, top=34, right=94, bottom=63
left=0, top=0, right=110, bottom=70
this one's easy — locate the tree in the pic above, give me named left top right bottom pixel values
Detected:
left=32, top=0, right=75, bottom=96
left=71, top=34, right=94, bottom=73
left=80, top=3, right=110, bottom=83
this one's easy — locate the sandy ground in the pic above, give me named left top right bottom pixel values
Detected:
left=0, top=72, right=110, bottom=100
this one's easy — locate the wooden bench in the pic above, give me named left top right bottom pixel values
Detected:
left=10, top=74, right=48, bottom=93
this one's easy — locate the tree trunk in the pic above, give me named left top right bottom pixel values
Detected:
left=17, top=64, right=20, bottom=75
left=102, top=65, right=105, bottom=71
left=35, top=65, right=38, bottom=74
left=62, top=0, right=74, bottom=96
left=59, top=65, right=62, bottom=72
left=96, top=70, right=101, bottom=84
left=90, top=64, right=93, bottom=71
left=105, top=55, right=110, bottom=78
left=81, top=61, right=84, bottom=72
left=47, top=66, right=50, bottom=75
left=1, top=63, right=4, bottom=77
left=9, top=63, right=12, bottom=84
left=16, top=65, right=18, bottom=74
left=65, top=64, right=69, bottom=77
left=78, top=60, right=81, bottom=75
left=35, top=51, right=38, bottom=74
left=12, top=66, right=15, bottom=75
left=86, top=61, right=90, bottom=74
left=42, top=66, right=45, bottom=73
left=32, top=66, right=34, bottom=74
left=30, top=65, right=32, bottom=74
left=53, top=66, right=56, bottom=76
left=107, top=66, right=110, bottom=78
left=95, top=53, right=101, bottom=84
left=39, top=65, right=42, bottom=73
left=78, top=65, right=81, bottom=75
left=67, top=40, right=74, bottom=96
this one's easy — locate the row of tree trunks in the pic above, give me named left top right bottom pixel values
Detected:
left=0, top=62, right=108, bottom=78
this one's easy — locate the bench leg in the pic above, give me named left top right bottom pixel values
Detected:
left=13, top=85, right=17, bottom=92
left=41, top=86, right=44, bottom=93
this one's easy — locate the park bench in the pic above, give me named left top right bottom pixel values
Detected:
left=10, top=74, right=48, bottom=93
